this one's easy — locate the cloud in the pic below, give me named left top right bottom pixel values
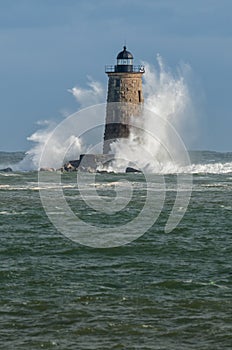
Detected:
left=68, top=77, right=105, bottom=108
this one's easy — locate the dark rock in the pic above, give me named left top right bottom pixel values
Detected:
left=63, top=154, right=115, bottom=173
left=68, top=159, right=81, bottom=169
left=0, top=167, right=12, bottom=172
left=63, top=162, right=76, bottom=172
left=125, top=167, right=141, bottom=173
left=64, top=154, right=142, bottom=173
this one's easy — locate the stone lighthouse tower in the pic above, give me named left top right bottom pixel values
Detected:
left=103, top=46, right=145, bottom=154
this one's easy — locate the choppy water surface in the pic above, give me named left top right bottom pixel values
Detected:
left=0, top=151, right=232, bottom=349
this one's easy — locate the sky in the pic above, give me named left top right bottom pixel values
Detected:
left=1, top=0, right=232, bottom=152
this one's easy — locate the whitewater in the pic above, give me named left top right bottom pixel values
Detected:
left=1, top=55, right=231, bottom=175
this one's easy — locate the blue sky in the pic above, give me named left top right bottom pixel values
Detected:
left=1, top=0, right=232, bottom=151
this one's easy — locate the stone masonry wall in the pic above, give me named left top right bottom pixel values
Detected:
left=103, top=72, right=144, bottom=153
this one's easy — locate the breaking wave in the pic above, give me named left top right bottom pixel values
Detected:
left=6, top=55, right=230, bottom=175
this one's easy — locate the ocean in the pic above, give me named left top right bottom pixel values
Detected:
left=0, top=150, right=232, bottom=349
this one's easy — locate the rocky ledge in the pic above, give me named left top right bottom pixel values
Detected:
left=0, top=167, right=13, bottom=172
left=62, top=154, right=140, bottom=173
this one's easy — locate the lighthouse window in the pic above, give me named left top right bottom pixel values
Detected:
left=117, top=59, right=133, bottom=65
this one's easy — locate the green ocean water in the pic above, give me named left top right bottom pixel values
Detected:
left=0, top=151, right=232, bottom=349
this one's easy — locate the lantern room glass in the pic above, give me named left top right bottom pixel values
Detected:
left=117, top=59, right=133, bottom=65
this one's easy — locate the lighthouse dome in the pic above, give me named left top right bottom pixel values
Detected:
left=117, top=46, right=133, bottom=60
left=115, top=46, right=134, bottom=72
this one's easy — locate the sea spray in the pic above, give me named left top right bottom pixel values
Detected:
left=109, top=55, right=193, bottom=172
left=15, top=57, right=194, bottom=172
left=15, top=120, right=84, bottom=171
left=15, top=79, right=105, bottom=171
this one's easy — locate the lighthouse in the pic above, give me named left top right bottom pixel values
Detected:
left=103, top=46, right=145, bottom=154
left=64, top=46, right=145, bottom=172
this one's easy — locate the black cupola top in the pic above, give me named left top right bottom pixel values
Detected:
left=105, top=45, right=144, bottom=74
left=117, top=46, right=133, bottom=60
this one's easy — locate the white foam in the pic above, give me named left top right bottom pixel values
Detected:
left=110, top=56, right=194, bottom=173
left=180, top=162, right=232, bottom=174
left=11, top=56, right=231, bottom=176
left=13, top=78, right=105, bottom=172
